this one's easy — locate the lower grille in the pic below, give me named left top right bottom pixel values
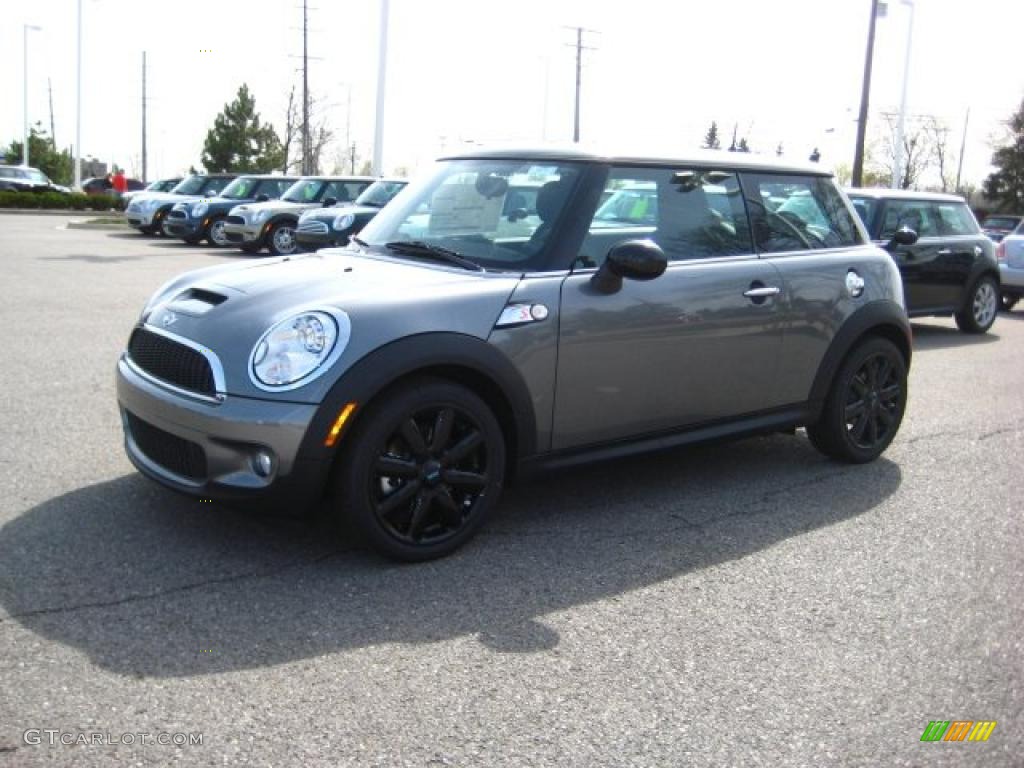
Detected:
left=226, top=232, right=244, bottom=242
left=126, top=411, right=206, bottom=480
left=297, top=221, right=329, bottom=234
left=128, top=327, right=216, bottom=396
left=226, top=215, right=245, bottom=226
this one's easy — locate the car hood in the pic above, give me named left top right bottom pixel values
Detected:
left=142, top=249, right=522, bottom=403
left=231, top=199, right=314, bottom=216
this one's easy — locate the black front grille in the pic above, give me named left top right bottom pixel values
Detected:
left=126, top=411, right=206, bottom=480
left=168, top=210, right=187, bottom=220
left=128, top=327, right=216, bottom=396
left=226, top=215, right=245, bottom=226
left=226, top=232, right=243, bottom=242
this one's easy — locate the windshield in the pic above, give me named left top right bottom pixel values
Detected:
left=171, top=176, right=206, bottom=195
left=847, top=196, right=876, bottom=228
left=28, top=170, right=49, bottom=184
left=282, top=179, right=326, bottom=203
left=358, top=159, right=583, bottom=271
left=355, top=180, right=408, bottom=207
left=220, top=177, right=260, bottom=199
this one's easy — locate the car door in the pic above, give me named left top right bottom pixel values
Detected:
left=551, top=166, right=786, bottom=451
left=877, top=199, right=947, bottom=312
left=931, top=201, right=989, bottom=308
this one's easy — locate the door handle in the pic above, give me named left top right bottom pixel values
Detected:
left=743, top=286, right=781, bottom=298
left=936, top=248, right=953, bottom=256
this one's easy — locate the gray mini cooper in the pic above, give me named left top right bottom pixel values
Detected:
left=117, top=147, right=911, bottom=561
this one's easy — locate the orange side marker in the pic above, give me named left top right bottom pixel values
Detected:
left=324, top=403, right=357, bottom=447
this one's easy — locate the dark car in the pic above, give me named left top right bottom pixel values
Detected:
left=0, top=164, right=69, bottom=194
left=295, top=179, right=408, bottom=250
left=163, top=175, right=298, bottom=246
left=847, top=189, right=1000, bottom=333
left=980, top=214, right=1023, bottom=243
left=125, top=174, right=236, bottom=235
left=118, top=147, right=911, bottom=561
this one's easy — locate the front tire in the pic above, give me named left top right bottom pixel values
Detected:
left=807, top=337, right=907, bottom=463
left=335, top=377, right=506, bottom=562
left=268, top=222, right=298, bottom=256
left=206, top=216, right=229, bottom=247
left=1001, top=293, right=1019, bottom=313
left=955, top=276, right=998, bottom=333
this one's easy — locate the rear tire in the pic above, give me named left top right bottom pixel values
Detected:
left=334, top=377, right=506, bottom=562
left=1001, top=293, right=1019, bottom=312
left=807, top=337, right=907, bottom=463
left=955, top=276, right=998, bottom=333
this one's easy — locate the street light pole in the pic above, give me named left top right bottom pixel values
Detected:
left=372, top=0, right=389, bottom=176
left=74, top=0, right=83, bottom=189
left=893, top=0, right=915, bottom=189
left=23, top=24, right=42, bottom=167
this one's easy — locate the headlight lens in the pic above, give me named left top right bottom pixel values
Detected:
left=193, top=202, right=209, bottom=218
left=254, top=209, right=271, bottom=223
left=333, top=213, right=355, bottom=231
left=250, top=311, right=348, bottom=388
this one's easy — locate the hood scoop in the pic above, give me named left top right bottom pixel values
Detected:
left=167, top=288, right=227, bottom=316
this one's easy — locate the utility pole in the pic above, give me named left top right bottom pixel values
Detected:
left=565, top=27, right=597, bottom=143
left=372, top=0, right=389, bottom=175
left=852, top=0, right=880, bottom=187
left=954, top=107, right=970, bottom=193
left=302, top=0, right=310, bottom=174
left=48, top=77, right=56, bottom=148
left=23, top=24, right=42, bottom=167
left=141, top=51, right=148, bottom=182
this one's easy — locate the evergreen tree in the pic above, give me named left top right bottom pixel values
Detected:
left=3, top=124, right=73, bottom=184
left=983, top=97, right=1024, bottom=212
left=737, top=137, right=750, bottom=153
left=702, top=122, right=721, bottom=150
left=201, top=84, right=285, bottom=173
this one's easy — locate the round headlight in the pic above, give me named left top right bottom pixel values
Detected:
left=193, top=202, right=209, bottom=218
left=254, top=209, right=272, bottom=223
left=249, top=310, right=350, bottom=389
left=144, top=198, right=162, bottom=211
left=332, top=213, right=355, bottom=231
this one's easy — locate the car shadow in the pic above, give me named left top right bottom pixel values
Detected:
left=910, top=321, right=1000, bottom=350
left=0, top=434, right=901, bottom=678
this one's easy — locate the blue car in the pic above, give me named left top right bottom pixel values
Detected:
left=163, top=175, right=298, bottom=246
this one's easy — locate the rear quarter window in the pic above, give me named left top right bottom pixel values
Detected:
left=742, top=174, right=862, bottom=252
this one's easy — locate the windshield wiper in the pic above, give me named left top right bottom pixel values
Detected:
left=351, top=235, right=368, bottom=247
left=385, top=241, right=483, bottom=271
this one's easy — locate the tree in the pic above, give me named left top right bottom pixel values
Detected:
left=280, top=85, right=299, bottom=174
left=3, top=123, right=72, bottom=184
left=923, top=116, right=954, bottom=192
left=702, top=121, right=721, bottom=150
left=983, top=97, right=1024, bottom=213
left=878, top=114, right=932, bottom=190
left=200, top=84, right=285, bottom=173
left=737, top=137, right=750, bottom=153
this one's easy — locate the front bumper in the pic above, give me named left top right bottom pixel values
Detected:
left=163, top=214, right=205, bottom=239
left=295, top=221, right=349, bottom=249
left=223, top=220, right=270, bottom=245
left=116, top=356, right=325, bottom=508
left=126, top=205, right=169, bottom=229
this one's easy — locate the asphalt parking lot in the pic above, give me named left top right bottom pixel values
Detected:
left=0, top=212, right=1021, bottom=767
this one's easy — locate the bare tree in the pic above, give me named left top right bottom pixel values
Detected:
left=877, top=113, right=933, bottom=190
left=281, top=85, right=299, bottom=174
left=923, top=116, right=954, bottom=192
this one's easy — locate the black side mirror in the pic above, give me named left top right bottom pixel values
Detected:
left=322, top=197, right=337, bottom=207
left=591, top=239, right=668, bottom=294
left=255, top=193, right=270, bottom=203
left=886, top=225, right=918, bottom=250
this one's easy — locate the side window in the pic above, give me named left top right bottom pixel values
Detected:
left=934, top=203, right=979, bottom=236
left=743, top=174, right=861, bottom=253
left=879, top=200, right=937, bottom=239
left=324, top=181, right=361, bottom=203
left=580, top=167, right=752, bottom=266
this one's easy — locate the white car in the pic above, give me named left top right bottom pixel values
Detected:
left=997, top=219, right=1024, bottom=311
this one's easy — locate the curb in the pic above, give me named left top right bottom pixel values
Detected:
left=0, top=208, right=124, bottom=217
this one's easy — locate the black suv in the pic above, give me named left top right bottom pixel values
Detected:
left=847, top=189, right=1000, bottom=334
left=0, top=164, right=69, bottom=194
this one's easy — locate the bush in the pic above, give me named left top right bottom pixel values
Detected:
left=0, top=190, right=121, bottom=212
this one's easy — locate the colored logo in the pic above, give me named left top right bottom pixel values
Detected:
left=920, top=721, right=997, bottom=742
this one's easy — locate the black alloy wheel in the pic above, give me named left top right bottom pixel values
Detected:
left=807, top=337, right=907, bottom=463
left=336, top=377, right=506, bottom=561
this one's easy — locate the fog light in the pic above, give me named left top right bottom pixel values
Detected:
left=253, top=450, right=274, bottom=477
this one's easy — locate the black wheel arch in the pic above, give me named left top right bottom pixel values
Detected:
left=808, top=300, right=912, bottom=421
left=295, top=332, right=537, bottom=495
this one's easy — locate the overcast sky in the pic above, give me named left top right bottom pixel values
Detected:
left=2, top=0, right=1022, bottom=188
